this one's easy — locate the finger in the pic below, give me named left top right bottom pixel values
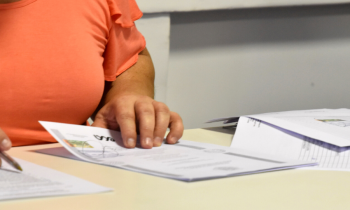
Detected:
left=135, top=99, right=155, bottom=149
left=153, top=101, right=170, bottom=147
left=0, top=128, right=12, bottom=167
left=115, top=101, right=138, bottom=148
left=0, top=128, right=11, bottom=151
left=91, top=115, right=109, bottom=128
left=166, top=112, right=184, bottom=144
left=93, top=115, right=120, bottom=130
left=92, top=106, right=120, bottom=130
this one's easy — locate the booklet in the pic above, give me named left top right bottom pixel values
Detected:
left=38, top=121, right=317, bottom=182
left=231, top=115, right=350, bottom=171
left=209, top=109, right=350, bottom=171
left=247, top=109, right=350, bottom=147
left=210, top=108, right=350, bottom=148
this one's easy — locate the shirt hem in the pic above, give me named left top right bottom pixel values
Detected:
left=0, top=0, right=37, bottom=10
left=104, top=35, right=147, bottom=81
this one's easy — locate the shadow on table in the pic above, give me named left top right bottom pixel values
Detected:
left=203, top=126, right=237, bottom=135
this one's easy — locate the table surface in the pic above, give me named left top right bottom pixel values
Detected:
left=1, top=128, right=350, bottom=210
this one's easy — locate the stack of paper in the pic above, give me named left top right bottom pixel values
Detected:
left=211, top=109, right=350, bottom=171
left=38, top=122, right=316, bottom=182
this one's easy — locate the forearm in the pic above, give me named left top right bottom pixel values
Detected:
left=103, top=47, right=155, bottom=104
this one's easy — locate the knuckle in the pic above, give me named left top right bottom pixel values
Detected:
left=155, top=103, right=170, bottom=113
left=116, top=95, right=132, bottom=101
left=136, top=104, right=154, bottom=116
left=134, top=95, right=152, bottom=104
left=117, top=112, right=134, bottom=121
left=141, top=110, right=154, bottom=117
left=140, top=95, right=152, bottom=101
left=138, top=95, right=146, bottom=101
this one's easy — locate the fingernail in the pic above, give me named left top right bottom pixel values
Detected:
left=171, top=137, right=179, bottom=144
left=153, top=137, right=163, bottom=147
left=1, top=139, right=11, bottom=150
left=127, top=138, right=136, bottom=147
left=145, top=137, right=152, bottom=147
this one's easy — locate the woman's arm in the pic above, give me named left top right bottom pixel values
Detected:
left=92, top=48, right=184, bottom=149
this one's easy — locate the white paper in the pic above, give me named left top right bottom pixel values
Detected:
left=231, top=116, right=350, bottom=171
left=247, top=108, right=350, bottom=147
left=0, top=158, right=112, bottom=201
left=39, top=121, right=316, bottom=182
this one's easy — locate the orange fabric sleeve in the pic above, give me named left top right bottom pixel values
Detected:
left=103, top=0, right=146, bottom=81
left=107, top=0, right=143, bottom=28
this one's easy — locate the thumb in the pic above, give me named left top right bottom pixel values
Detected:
left=0, top=128, right=12, bottom=167
left=0, top=128, right=11, bottom=151
left=92, top=116, right=120, bottom=130
left=91, top=105, right=120, bottom=130
left=91, top=116, right=109, bottom=128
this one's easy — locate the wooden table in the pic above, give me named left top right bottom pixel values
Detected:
left=1, top=128, right=350, bottom=209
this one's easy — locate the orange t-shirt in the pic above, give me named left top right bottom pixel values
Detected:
left=0, top=0, right=146, bottom=146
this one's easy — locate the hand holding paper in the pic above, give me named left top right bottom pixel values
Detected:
left=92, top=94, right=184, bottom=149
left=39, top=121, right=317, bottom=182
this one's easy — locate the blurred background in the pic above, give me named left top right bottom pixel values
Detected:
left=134, top=0, right=350, bottom=129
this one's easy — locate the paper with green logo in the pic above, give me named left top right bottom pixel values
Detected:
left=39, top=121, right=317, bottom=181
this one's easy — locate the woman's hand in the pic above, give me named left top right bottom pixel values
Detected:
left=92, top=48, right=183, bottom=149
left=92, top=94, right=184, bottom=149
left=0, top=128, right=12, bottom=166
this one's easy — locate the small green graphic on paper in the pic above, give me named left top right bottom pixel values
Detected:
left=317, top=119, right=344, bottom=122
left=64, top=139, right=93, bottom=148
left=316, top=119, right=350, bottom=127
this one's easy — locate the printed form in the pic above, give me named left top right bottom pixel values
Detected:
left=0, top=159, right=112, bottom=201
left=231, top=114, right=350, bottom=171
left=249, top=109, right=350, bottom=147
left=38, top=121, right=316, bottom=182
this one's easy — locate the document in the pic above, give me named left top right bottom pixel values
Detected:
left=231, top=116, right=350, bottom=171
left=38, top=121, right=316, bottom=182
left=247, top=109, right=350, bottom=147
left=0, top=158, right=112, bottom=201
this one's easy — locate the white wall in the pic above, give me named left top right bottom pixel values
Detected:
left=135, top=14, right=170, bottom=103
left=137, top=0, right=350, bottom=13
left=166, top=5, right=350, bottom=129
